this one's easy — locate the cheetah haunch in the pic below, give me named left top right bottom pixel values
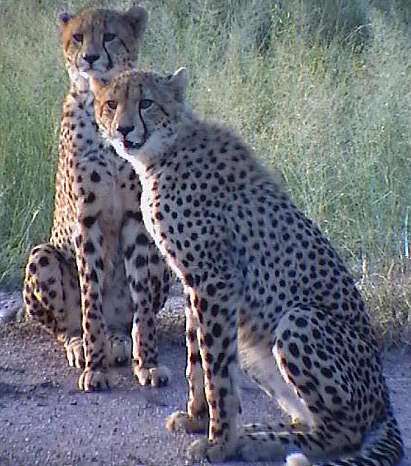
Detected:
left=23, top=7, right=170, bottom=392
left=90, top=68, right=403, bottom=464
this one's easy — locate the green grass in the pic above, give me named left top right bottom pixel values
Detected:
left=0, top=0, right=410, bottom=337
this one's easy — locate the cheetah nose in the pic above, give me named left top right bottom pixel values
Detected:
left=118, top=126, right=134, bottom=137
left=83, top=54, right=100, bottom=65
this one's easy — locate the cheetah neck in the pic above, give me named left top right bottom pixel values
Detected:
left=66, top=65, right=90, bottom=93
left=120, top=107, right=199, bottom=178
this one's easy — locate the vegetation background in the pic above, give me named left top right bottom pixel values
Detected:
left=0, top=0, right=410, bottom=341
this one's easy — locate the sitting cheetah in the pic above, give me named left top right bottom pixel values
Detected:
left=23, top=7, right=171, bottom=392
left=90, top=69, right=403, bottom=464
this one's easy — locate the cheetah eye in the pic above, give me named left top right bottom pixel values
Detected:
left=72, top=33, right=83, bottom=43
left=140, top=99, right=153, bottom=110
left=103, top=33, right=116, bottom=42
left=106, top=100, right=118, bottom=110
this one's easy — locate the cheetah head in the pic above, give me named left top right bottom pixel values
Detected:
left=58, top=6, right=147, bottom=88
left=91, top=68, right=188, bottom=170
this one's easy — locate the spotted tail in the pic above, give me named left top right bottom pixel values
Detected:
left=287, top=409, right=403, bottom=466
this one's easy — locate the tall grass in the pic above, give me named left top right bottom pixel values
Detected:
left=0, top=1, right=410, bottom=321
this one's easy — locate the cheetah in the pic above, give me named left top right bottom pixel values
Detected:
left=90, top=68, right=403, bottom=464
left=23, top=7, right=171, bottom=392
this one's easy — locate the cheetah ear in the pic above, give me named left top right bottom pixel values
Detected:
left=168, top=67, right=188, bottom=103
left=58, top=11, right=73, bottom=26
left=125, top=5, right=148, bottom=41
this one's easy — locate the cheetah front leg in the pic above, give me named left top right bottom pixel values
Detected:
left=168, top=279, right=242, bottom=462
left=74, top=216, right=111, bottom=392
left=121, top=208, right=170, bottom=387
left=166, top=294, right=208, bottom=433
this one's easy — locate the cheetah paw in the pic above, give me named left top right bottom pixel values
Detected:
left=166, top=411, right=208, bottom=434
left=187, top=437, right=235, bottom=462
left=133, top=365, right=170, bottom=387
left=78, top=368, right=111, bottom=392
left=107, top=334, right=131, bottom=366
left=65, top=336, right=85, bottom=369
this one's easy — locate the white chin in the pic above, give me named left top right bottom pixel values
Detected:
left=79, top=68, right=106, bottom=80
left=78, top=70, right=90, bottom=80
left=111, top=140, right=133, bottom=161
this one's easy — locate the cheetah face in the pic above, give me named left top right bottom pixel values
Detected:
left=91, top=68, right=188, bottom=167
left=58, top=6, right=147, bottom=86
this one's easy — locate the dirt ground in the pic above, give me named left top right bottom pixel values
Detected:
left=0, top=301, right=410, bottom=466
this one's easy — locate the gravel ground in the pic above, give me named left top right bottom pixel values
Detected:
left=0, top=297, right=410, bottom=466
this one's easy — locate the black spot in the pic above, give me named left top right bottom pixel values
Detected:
left=83, top=216, right=96, bottom=228
left=150, top=254, right=159, bottom=264
left=295, top=317, right=308, bottom=328
left=125, top=244, right=135, bottom=260
left=325, top=385, right=337, bottom=395
left=287, top=362, right=301, bottom=377
left=95, top=258, right=104, bottom=270
left=136, top=233, right=148, bottom=245
left=302, top=356, right=312, bottom=369
left=85, top=192, right=96, bottom=203
left=204, top=333, right=214, bottom=347
left=317, top=349, right=328, bottom=361
left=321, top=367, right=333, bottom=378
left=135, top=255, right=146, bottom=268
left=185, top=274, right=194, bottom=287
left=282, top=329, right=291, bottom=341
left=39, top=256, right=49, bottom=267
left=199, top=298, right=208, bottom=312
left=206, top=283, right=216, bottom=297
left=289, top=342, right=300, bottom=358
left=312, top=328, right=322, bottom=339
left=219, top=387, right=228, bottom=397
left=212, top=323, right=222, bottom=338
left=83, top=241, right=95, bottom=254
left=90, top=269, right=98, bottom=283
left=90, top=171, right=101, bottom=182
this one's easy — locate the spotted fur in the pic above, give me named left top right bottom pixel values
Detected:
left=23, top=7, right=170, bottom=392
left=91, top=68, right=403, bottom=463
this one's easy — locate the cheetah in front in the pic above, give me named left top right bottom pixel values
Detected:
left=23, top=7, right=170, bottom=391
left=91, top=69, right=403, bottom=464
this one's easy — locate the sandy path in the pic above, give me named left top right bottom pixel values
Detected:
left=0, top=320, right=410, bottom=466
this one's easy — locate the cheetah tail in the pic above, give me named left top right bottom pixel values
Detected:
left=286, top=409, right=404, bottom=466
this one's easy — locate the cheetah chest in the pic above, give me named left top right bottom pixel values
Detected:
left=139, top=173, right=186, bottom=280
left=140, top=180, right=157, bottom=242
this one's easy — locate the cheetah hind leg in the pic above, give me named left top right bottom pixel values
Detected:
left=239, top=338, right=312, bottom=438
left=237, top=308, right=360, bottom=462
left=24, top=244, right=85, bottom=368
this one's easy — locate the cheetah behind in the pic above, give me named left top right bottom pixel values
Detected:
left=23, top=7, right=170, bottom=392
left=91, top=69, right=403, bottom=464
